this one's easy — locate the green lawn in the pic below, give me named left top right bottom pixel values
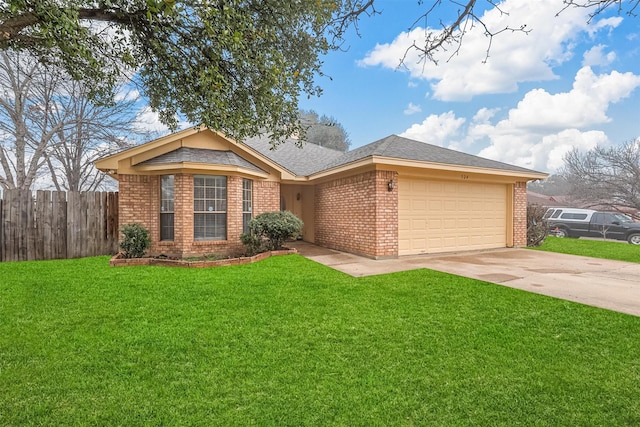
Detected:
left=1, top=255, right=639, bottom=425
left=533, top=236, right=640, bottom=263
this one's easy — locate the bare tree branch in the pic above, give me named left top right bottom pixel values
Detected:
left=401, top=0, right=638, bottom=67
left=0, top=50, right=140, bottom=190
left=562, top=140, right=640, bottom=213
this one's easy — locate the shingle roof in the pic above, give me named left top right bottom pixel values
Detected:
left=139, top=147, right=265, bottom=173
left=320, top=135, right=540, bottom=174
left=245, top=134, right=541, bottom=176
left=135, top=133, right=542, bottom=178
left=242, top=136, right=346, bottom=175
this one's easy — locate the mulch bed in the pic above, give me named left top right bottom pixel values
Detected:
left=110, top=248, right=297, bottom=268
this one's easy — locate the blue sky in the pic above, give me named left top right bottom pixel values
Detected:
left=295, top=0, right=640, bottom=173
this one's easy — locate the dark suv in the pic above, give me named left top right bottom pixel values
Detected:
left=544, top=208, right=640, bottom=244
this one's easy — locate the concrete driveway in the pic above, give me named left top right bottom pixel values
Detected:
left=289, top=242, right=640, bottom=317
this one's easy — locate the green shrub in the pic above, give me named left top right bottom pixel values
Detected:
left=240, top=232, right=264, bottom=256
left=241, top=211, right=303, bottom=255
left=119, top=223, right=151, bottom=258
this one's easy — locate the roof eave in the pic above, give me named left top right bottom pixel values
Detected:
left=308, top=155, right=548, bottom=181
left=373, top=156, right=548, bottom=180
left=132, top=162, right=271, bottom=179
left=94, top=125, right=208, bottom=171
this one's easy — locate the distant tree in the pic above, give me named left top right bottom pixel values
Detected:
left=0, top=51, right=62, bottom=190
left=299, top=110, right=351, bottom=152
left=0, top=50, right=140, bottom=191
left=43, top=79, right=141, bottom=191
left=527, top=174, right=571, bottom=196
left=562, top=140, right=640, bottom=212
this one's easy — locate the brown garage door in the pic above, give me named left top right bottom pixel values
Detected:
left=399, top=178, right=507, bottom=255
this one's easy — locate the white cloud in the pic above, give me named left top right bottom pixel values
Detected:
left=478, top=128, right=608, bottom=171
left=401, top=67, right=640, bottom=171
left=582, top=44, right=616, bottom=67
left=587, top=16, right=623, bottom=35
left=400, top=111, right=466, bottom=146
left=115, top=88, right=140, bottom=102
left=505, top=67, right=640, bottom=130
left=359, top=0, right=622, bottom=101
left=134, top=107, right=190, bottom=134
left=403, top=102, right=422, bottom=115
left=474, top=67, right=640, bottom=170
left=135, top=107, right=170, bottom=133
left=472, top=108, right=499, bottom=124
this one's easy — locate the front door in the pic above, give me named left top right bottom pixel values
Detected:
left=280, top=184, right=315, bottom=243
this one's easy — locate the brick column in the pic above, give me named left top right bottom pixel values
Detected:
left=513, top=181, right=527, bottom=247
left=173, top=173, right=194, bottom=257
left=227, top=176, right=243, bottom=243
left=374, top=170, right=398, bottom=258
left=254, top=181, right=281, bottom=214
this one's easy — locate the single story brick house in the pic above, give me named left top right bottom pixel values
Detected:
left=95, top=126, right=547, bottom=259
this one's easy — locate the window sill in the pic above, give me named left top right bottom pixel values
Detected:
left=193, top=240, right=229, bottom=245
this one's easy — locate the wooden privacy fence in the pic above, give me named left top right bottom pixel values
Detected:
left=0, top=190, right=119, bottom=262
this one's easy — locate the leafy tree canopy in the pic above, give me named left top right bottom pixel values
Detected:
left=0, top=0, right=373, bottom=143
left=299, top=109, right=350, bottom=152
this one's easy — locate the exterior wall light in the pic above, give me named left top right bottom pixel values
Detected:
left=387, top=179, right=395, bottom=192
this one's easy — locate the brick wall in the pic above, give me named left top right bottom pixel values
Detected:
left=254, top=181, right=281, bottom=214
left=315, top=170, right=398, bottom=258
left=118, top=174, right=159, bottom=238
left=374, top=171, right=399, bottom=257
left=166, top=174, right=193, bottom=256
left=513, top=181, right=527, bottom=247
left=118, top=174, right=280, bottom=258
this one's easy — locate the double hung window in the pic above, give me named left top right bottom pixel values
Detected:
left=160, top=175, right=174, bottom=241
left=194, top=175, right=227, bottom=240
left=242, top=179, right=253, bottom=233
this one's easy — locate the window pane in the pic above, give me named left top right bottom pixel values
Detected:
left=242, top=179, right=252, bottom=234
left=194, top=187, right=204, bottom=199
left=160, top=175, right=174, bottom=240
left=243, top=213, right=252, bottom=234
left=160, top=213, right=174, bottom=241
left=161, top=199, right=173, bottom=212
left=193, top=175, right=227, bottom=240
left=194, top=213, right=226, bottom=240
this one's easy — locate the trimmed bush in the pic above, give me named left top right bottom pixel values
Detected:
left=119, top=223, right=151, bottom=258
left=241, top=211, right=303, bottom=255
